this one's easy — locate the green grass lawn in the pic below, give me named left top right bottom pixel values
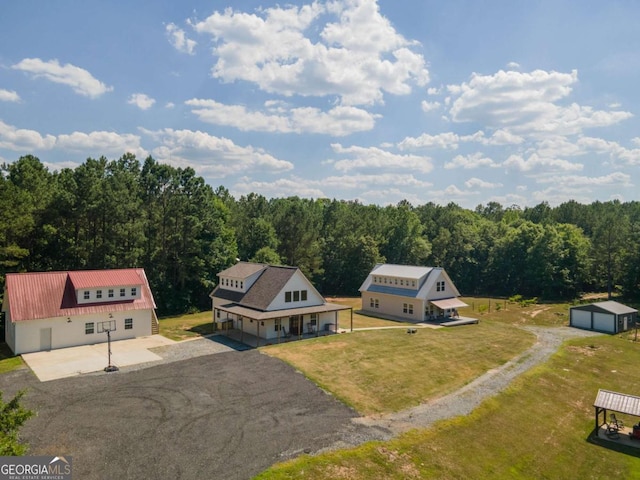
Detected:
left=0, top=342, right=24, bottom=374
left=328, top=297, right=414, bottom=329
left=263, top=320, right=534, bottom=415
left=459, top=296, right=572, bottom=327
left=158, top=311, right=214, bottom=341
left=257, top=333, right=640, bottom=479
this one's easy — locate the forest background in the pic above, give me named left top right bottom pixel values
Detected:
left=1, top=154, right=638, bottom=316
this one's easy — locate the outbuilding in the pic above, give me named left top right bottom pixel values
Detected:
left=569, top=300, right=637, bottom=334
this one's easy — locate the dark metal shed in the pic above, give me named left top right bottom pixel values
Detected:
left=570, top=301, right=637, bottom=334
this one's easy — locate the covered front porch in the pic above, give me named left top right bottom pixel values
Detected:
left=213, top=303, right=352, bottom=348
left=425, top=297, right=469, bottom=321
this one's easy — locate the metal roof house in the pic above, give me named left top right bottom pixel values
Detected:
left=2, top=269, right=158, bottom=354
left=210, top=262, right=351, bottom=347
left=570, top=301, right=637, bottom=334
left=359, top=264, right=467, bottom=322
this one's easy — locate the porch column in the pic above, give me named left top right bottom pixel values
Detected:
left=257, top=320, right=260, bottom=348
left=277, top=318, right=281, bottom=344
left=335, top=311, right=339, bottom=332
left=240, top=317, right=243, bottom=344
left=350, top=307, right=353, bottom=332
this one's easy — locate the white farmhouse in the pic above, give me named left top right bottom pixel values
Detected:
left=2, top=269, right=158, bottom=354
left=210, top=262, right=351, bottom=347
left=359, top=264, right=467, bottom=322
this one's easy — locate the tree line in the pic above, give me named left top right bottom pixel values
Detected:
left=1, top=154, right=638, bottom=316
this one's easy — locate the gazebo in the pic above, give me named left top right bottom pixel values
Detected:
left=593, top=389, right=640, bottom=440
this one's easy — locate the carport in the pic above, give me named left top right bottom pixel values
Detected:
left=570, top=301, right=637, bottom=334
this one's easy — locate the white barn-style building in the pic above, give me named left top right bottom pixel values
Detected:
left=2, top=269, right=158, bottom=355
left=359, top=264, right=467, bottom=322
left=210, top=262, right=351, bottom=347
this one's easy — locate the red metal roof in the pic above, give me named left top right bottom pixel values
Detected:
left=3, top=269, right=156, bottom=322
left=68, top=269, right=143, bottom=289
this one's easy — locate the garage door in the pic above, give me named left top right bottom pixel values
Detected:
left=593, top=312, right=615, bottom=333
left=570, top=309, right=591, bottom=329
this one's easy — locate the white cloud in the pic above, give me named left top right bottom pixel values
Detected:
left=503, top=153, right=583, bottom=172
left=447, top=69, right=632, bottom=136
left=0, top=120, right=56, bottom=151
left=398, top=132, right=459, bottom=150
left=142, top=128, right=293, bottom=178
left=186, top=98, right=378, bottom=135
left=506, top=61, right=520, bottom=70
left=331, top=143, right=433, bottom=173
left=191, top=0, right=429, bottom=105
left=166, top=23, right=197, bottom=55
left=11, top=58, right=113, bottom=98
left=465, top=177, right=503, bottom=189
left=536, top=171, right=632, bottom=187
left=0, top=89, right=20, bottom=102
left=445, top=152, right=499, bottom=169
left=421, top=100, right=440, bottom=112
left=165, top=102, right=175, bottom=109
left=233, top=176, right=325, bottom=198
left=55, top=131, right=147, bottom=157
left=127, top=93, right=156, bottom=110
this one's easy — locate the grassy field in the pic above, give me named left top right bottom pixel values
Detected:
left=459, top=296, right=572, bottom=327
left=263, top=321, right=534, bottom=415
left=158, top=311, right=214, bottom=341
left=257, top=333, right=640, bottom=479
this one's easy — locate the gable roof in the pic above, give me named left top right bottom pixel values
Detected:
left=572, top=300, right=637, bottom=315
left=370, top=264, right=434, bottom=279
left=238, top=266, right=297, bottom=310
left=218, top=262, right=267, bottom=279
left=3, top=269, right=156, bottom=322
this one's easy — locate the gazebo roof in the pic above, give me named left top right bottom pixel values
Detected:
left=594, top=389, right=640, bottom=416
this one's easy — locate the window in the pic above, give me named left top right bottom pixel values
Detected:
left=120, top=288, right=126, bottom=297
left=400, top=279, right=404, bottom=286
left=131, top=287, right=137, bottom=296
left=310, top=313, right=318, bottom=325
left=85, top=322, right=94, bottom=334
left=240, top=281, right=244, bottom=289
left=216, top=309, right=220, bottom=318
left=285, top=291, right=292, bottom=303
left=235, top=280, right=238, bottom=288
left=274, top=319, right=281, bottom=332
left=96, top=290, right=102, bottom=299
left=293, top=291, right=300, bottom=302
left=301, top=290, right=307, bottom=301
left=370, top=298, right=375, bottom=308
left=108, top=289, right=114, bottom=298
left=436, top=281, right=445, bottom=292
left=374, top=299, right=379, bottom=308
left=408, top=304, right=414, bottom=314
left=403, top=303, right=408, bottom=313
left=83, top=291, right=90, bottom=300
left=412, top=280, right=416, bottom=287
left=394, top=279, right=398, bottom=285
left=403, top=303, right=414, bottom=314
left=125, top=318, right=133, bottom=330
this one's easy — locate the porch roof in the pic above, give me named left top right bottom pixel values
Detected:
left=214, top=302, right=350, bottom=321
left=430, top=298, right=468, bottom=310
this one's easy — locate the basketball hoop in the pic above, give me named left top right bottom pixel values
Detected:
left=97, top=320, right=118, bottom=372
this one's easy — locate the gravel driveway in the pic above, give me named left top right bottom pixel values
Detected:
left=0, top=346, right=385, bottom=480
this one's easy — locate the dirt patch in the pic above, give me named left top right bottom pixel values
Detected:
left=527, top=307, right=550, bottom=318
left=567, top=345, right=599, bottom=356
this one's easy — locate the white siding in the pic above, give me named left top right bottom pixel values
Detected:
left=267, top=271, right=324, bottom=310
left=361, top=292, right=423, bottom=321
left=593, top=312, right=615, bottom=333
left=570, top=309, right=592, bottom=329
left=11, top=309, right=153, bottom=355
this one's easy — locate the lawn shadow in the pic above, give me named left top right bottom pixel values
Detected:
left=187, top=323, right=214, bottom=336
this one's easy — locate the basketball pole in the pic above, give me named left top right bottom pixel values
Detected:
left=104, top=329, right=119, bottom=372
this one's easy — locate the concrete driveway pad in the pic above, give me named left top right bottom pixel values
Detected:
left=22, top=335, right=175, bottom=381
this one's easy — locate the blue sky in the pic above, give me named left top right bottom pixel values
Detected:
left=1, top=0, right=639, bottom=208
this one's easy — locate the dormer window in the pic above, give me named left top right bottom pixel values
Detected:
left=83, top=291, right=90, bottom=300
left=436, top=281, right=445, bottom=292
left=108, top=289, right=114, bottom=298
left=131, top=287, right=137, bottom=296
left=120, top=288, right=126, bottom=297
left=96, top=290, right=102, bottom=299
